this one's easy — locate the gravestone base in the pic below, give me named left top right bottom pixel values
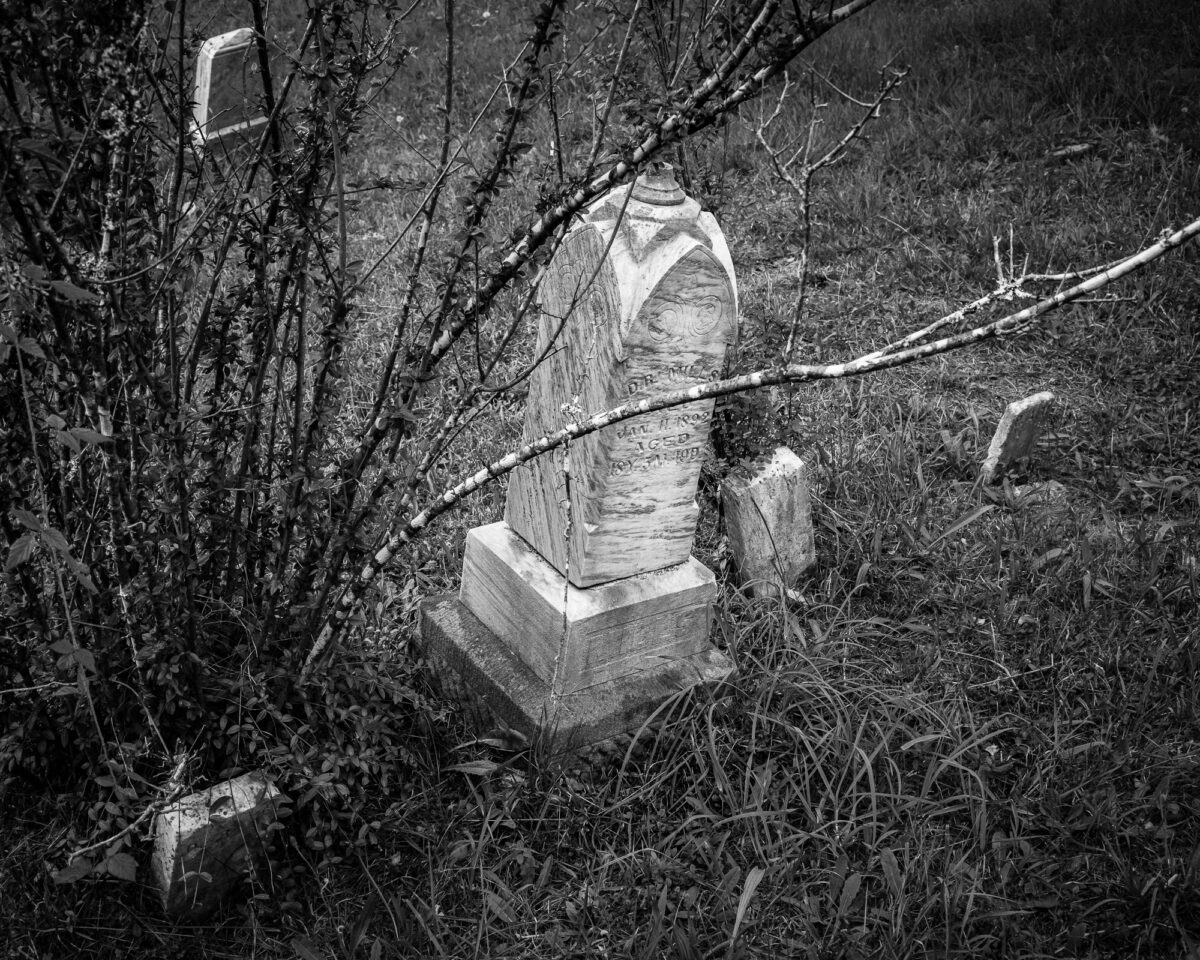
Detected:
left=418, top=521, right=735, bottom=750
left=459, top=522, right=718, bottom=691
left=417, top=596, right=733, bottom=751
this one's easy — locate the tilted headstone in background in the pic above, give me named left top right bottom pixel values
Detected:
left=151, top=770, right=284, bottom=920
left=721, top=446, right=816, bottom=598
left=981, top=391, right=1056, bottom=484
left=192, top=28, right=269, bottom=150
left=420, top=165, right=738, bottom=748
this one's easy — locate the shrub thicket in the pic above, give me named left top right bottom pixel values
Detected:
left=0, top=0, right=449, bottom=878
left=0, top=0, right=877, bottom=879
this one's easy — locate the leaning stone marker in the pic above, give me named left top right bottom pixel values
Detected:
left=152, top=770, right=283, bottom=920
left=721, top=446, right=815, bottom=598
left=192, top=28, right=269, bottom=149
left=981, top=391, right=1056, bottom=483
left=420, top=165, right=737, bottom=748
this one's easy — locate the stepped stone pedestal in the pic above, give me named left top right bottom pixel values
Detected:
left=418, top=165, right=739, bottom=750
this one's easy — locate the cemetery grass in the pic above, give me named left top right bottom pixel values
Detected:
left=5, top=1, right=1200, bottom=957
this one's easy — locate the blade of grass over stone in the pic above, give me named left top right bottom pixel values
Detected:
left=729, top=864, right=766, bottom=955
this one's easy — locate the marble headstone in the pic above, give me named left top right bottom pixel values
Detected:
left=192, top=28, right=269, bottom=148
left=421, top=166, right=739, bottom=748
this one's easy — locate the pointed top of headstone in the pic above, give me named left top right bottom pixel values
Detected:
left=585, top=164, right=708, bottom=263
left=630, top=163, right=686, bottom=205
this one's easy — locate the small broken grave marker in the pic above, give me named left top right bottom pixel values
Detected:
left=721, top=446, right=816, bottom=598
left=981, top=391, right=1056, bottom=484
left=151, top=770, right=284, bottom=920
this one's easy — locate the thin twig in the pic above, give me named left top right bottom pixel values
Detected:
left=0, top=681, right=71, bottom=696
left=756, top=64, right=906, bottom=371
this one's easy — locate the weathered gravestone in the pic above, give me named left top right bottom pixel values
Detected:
left=721, top=446, right=816, bottom=598
left=151, top=770, right=284, bottom=920
left=191, top=28, right=269, bottom=150
left=981, top=391, right=1056, bottom=484
left=419, top=165, right=738, bottom=748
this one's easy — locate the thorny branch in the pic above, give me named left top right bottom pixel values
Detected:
left=63, top=752, right=190, bottom=866
left=293, top=0, right=885, bottom=641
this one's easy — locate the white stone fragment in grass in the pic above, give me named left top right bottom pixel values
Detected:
left=1013, top=480, right=1069, bottom=510
left=721, top=446, right=816, bottom=598
left=151, top=770, right=284, bottom=920
left=981, top=392, right=1056, bottom=484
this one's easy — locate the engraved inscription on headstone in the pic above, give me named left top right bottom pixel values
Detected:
left=505, top=168, right=738, bottom=586
left=192, top=28, right=269, bottom=148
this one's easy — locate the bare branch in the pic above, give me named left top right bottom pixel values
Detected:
left=585, top=0, right=643, bottom=176
left=66, top=753, right=189, bottom=863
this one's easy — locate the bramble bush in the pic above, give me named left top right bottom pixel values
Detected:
left=0, top=0, right=451, bottom=879
left=0, top=0, right=886, bottom=881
